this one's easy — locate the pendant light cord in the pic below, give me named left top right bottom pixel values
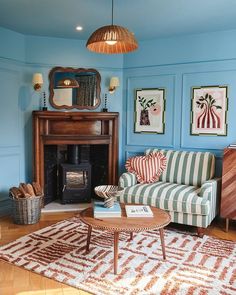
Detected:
left=112, top=0, right=114, bottom=25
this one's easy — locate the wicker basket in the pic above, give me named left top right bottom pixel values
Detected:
left=10, top=194, right=43, bottom=225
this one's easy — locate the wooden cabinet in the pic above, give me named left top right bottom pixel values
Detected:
left=221, top=148, right=236, bottom=231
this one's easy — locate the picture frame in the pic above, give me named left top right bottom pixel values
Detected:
left=134, top=88, right=165, bottom=134
left=190, top=85, right=228, bottom=136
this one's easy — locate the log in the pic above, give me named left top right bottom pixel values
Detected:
left=9, top=187, right=24, bottom=199
left=32, top=182, right=43, bottom=196
left=26, top=183, right=36, bottom=196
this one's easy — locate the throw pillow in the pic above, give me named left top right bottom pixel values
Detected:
left=125, top=152, right=167, bottom=184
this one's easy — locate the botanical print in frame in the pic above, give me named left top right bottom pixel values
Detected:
left=191, top=85, right=228, bottom=136
left=134, top=88, right=165, bottom=134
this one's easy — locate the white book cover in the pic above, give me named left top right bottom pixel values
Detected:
left=125, top=205, right=153, bottom=218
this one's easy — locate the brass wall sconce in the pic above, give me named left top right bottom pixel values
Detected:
left=109, top=77, right=119, bottom=94
left=32, top=73, right=43, bottom=91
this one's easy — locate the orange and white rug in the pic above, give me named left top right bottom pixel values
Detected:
left=0, top=216, right=235, bottom=295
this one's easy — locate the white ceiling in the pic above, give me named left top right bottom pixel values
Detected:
left=1, top=0, right=236, bottom=41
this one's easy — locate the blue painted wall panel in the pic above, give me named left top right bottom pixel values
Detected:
left=126, top=74, right=175, bottom=148
left=124, top=29, right=236, bottom=68
left=122, top=33, right=236, bottom=176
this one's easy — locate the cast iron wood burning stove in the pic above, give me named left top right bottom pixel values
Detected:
left=60, top=163, right=91, bottom=204
left=60, top=145, right=91, bottom=204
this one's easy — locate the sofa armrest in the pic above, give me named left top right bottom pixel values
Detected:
left=199, top=178, right=221, bottom=217
left=118, top=172, right=137, bottom=188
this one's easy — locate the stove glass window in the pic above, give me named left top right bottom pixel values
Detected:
left=66, top=171, right=88, bottom=189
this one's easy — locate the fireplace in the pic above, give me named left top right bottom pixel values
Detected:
left=60, top=144, right=91, bottom=204
left=33, top=111, right=119, bottom=205
left=60, top=163, right=91, bottom=204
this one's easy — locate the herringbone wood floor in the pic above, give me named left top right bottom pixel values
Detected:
left=0, top=212, right=235, bottom=295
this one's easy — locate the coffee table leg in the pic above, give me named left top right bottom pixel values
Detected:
left=114, top=231, right=119, bottom=274
left=159, top=228, right=166, bottom=260
left=130, top=232, right=133, bottom=240
left=86, top=225, right=92, bottom=253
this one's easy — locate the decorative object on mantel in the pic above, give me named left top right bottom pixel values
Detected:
left=190, top=85, right=228, bottom=136
left=102, top=93, right=108, bottom=112
left=109, top=77, right=120, bottom=94
left=134, top=88, right=166, bottom=134
left=0, top=217, right=235, bottom=294
left=86, top=0, right=138, bottom=54
left=42, top=91, right=47, bottom=111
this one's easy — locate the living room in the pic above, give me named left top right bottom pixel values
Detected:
left=0, top=0, right=236, bottom=294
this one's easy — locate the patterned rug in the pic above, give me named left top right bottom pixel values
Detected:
left=0, top=216, right=235, bottom=295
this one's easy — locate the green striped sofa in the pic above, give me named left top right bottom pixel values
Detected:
left=118, top=149, right=220, bottom=236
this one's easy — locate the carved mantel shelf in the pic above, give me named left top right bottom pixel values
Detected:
left=33, top=111, right=119, bottom=192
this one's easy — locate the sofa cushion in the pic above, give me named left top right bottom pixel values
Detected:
left=146, top=149, right=215, bottom=186
left=119, top=181, right=210, bottom=215
left=125, top=152, right=166, bottom=183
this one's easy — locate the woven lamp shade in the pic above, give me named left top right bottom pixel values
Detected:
left=86, top=25, right=138, bottom=54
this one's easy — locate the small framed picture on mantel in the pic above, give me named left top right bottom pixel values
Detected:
left=134, top=88, right=165, bottom=134
left=190, top=85, right=228, bottom=136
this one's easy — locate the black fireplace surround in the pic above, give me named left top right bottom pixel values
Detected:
left=44, top=144, right=108, bottom=205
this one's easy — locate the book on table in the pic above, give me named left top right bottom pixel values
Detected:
left=93, top=201, right=121, bottom=218
left=125, top=205, right=153, bottom=217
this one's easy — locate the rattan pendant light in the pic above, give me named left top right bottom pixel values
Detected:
left=86, top=0, right=138, bottom=54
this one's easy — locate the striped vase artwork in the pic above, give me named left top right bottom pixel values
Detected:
left=196, top=93, right=222, bottom=129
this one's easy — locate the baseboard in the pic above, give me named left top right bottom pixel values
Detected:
left=0, top=198, right=11, bottom=217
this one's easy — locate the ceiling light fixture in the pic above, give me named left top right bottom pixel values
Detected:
left=76, top=26, right=83, bottom=31
left=86, top=0, right=138, bottom=54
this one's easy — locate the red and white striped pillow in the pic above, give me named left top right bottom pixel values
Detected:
left=125, top=152, right=167, bottom=184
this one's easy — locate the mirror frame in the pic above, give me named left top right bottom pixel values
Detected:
left=49, top=66, right=101, bottom=110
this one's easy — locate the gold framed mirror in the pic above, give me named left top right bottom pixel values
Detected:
left=49, top=67, right=101, bottom=110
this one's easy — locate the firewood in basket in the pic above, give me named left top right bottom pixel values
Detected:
left=26, top=183, right=36, bottom=196
left=32, top=182, right=42, bottom=196
left=9, top=187, right=24, bottom=199
left=19, top=183, right=31, bottom=198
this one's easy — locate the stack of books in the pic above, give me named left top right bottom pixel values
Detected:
left=93, top=201, right=122, bottom=218
left=125, top=205, right=153, bottom=218
left=228, top=143, right=236, bottom=149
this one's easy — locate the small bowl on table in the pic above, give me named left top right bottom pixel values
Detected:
left=94, top=185, right=123, bottom=208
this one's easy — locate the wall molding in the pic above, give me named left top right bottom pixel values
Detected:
left=125, top=74, right=176, bottom=147
left=123, top=56, right=236, bottom=70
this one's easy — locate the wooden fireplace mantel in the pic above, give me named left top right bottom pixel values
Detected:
left=33, top=111, right=119, bottom=192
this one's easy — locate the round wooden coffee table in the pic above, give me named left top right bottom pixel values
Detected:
left=79, top=203, right=171, bottom=274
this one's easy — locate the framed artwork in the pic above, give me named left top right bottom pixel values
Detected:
left=134, top=88, right=165, bottom=134
left=190, top=85, right=228, bottom=136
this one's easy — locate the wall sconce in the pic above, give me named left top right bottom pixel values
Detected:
left=32, top=73, right=47, bottom=111
left=109, top=77, right=119, bottom=94
left=32, top=73, right=43, bottom=91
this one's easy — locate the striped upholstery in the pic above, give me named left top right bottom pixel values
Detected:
left=118, top=149, right=219, bottom=228
left=146, top=149, right=215, bottom=186
left=118, top=182, right=210, bottom=215
left=119, top=172, right=137, bottom=188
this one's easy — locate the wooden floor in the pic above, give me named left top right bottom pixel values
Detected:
left=0, top=212, right=235, bottom=295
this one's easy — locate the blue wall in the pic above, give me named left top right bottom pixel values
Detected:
left=1, top=26, right=236, bottom=216
left=0, top=27, right=123, bottom=216
left=122, top=29, right=236, bottom=174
